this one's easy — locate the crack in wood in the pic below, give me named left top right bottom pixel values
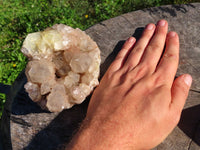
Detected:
left=121, top=15, right=135, bottom=27
left=188, top=139, right=193, bottom=150
left=10, top=116, right=31, bottom=127
left=116, top=16, right=132, bottom=30
left=99, top=22, right=106, bottom=27
left=99, top=22, right=112, bottom=34
left=190, top=89, right=200, bottom=94
left=187, top=61, right=200, bottom=72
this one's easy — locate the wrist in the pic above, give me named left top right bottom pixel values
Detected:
left=66, top=118, right=99, bottom=150
left=66, top=118, right=136, bottom=150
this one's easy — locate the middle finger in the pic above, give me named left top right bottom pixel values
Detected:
left=139, top=20, right=168, bottom=73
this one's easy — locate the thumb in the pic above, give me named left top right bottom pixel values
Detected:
left=171, top=74, right=192, bottom=113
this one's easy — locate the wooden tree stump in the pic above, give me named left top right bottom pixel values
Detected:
left=1, top=3, right=200, bottom=150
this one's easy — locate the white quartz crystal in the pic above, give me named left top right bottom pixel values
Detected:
left=21, top=24, right=101, bottom=112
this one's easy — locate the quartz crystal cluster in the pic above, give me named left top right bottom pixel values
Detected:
left=21, top=24, right=101, bottom=112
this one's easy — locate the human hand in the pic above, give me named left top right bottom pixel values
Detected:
left=68, top=20, right=192, bottom=150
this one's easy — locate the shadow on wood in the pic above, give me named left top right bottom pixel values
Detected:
left=10, top=70, right=49, bottom=115
left=178, top=104, right=200, bottom=146
left=100, top=27, right=144, bottom=79
left=24, top=98, right=89, bottom=150
left=100, top=40, right=125, bottom=79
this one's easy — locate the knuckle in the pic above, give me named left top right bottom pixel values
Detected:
left=103, top=70, right=122, bottom=87
left=109, top=59, right=121, bottom=70
left=133, top=63, right=150, bottom=79
left=104, top=68, right=117, bottom=81
left=119, top=70, right=131, bottom=84
left=105, top=71, right=113, bottom=79
left=163, top=53, right=178, bottom=60
left=116, top=48, right=127, bottom=59
left=148, top=43, right=161, bottom=52
left=133, top=45, right=144, bottom=53
left=153, top=75, right=166, bottom=87
left=111, top=70, right=121, bottom=82
left=115, top=54, right=124, bottom=61
left=135, top=66, right=147, bottom=78
left=125, top=63, right=136, bottom=72
left=104, top=66, right=114, bottom=78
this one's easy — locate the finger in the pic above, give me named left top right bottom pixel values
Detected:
left=123, top=23, right=156, bottom=71
left=107, top=37, right=136, bottom=74
left=155, top=31, right=179, bottom=87
left=170, top=74, right=192, bottom=116
left=140, top=20, right=168, bottom=73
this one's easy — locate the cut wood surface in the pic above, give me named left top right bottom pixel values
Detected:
left=1, top=3, right=200, bottom=150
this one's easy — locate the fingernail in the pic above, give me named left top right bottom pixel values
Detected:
left=146, top=24, right=154, bottom=30
left=169, top=31, right=176, bottom=37
left=128, top=37, right=135, bottom=43
left=157, top=20, right=166, bottom=26
left=183, top=74, right=192, bottom=86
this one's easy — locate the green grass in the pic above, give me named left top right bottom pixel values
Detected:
left=0, top=0, right=198, bottom=118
